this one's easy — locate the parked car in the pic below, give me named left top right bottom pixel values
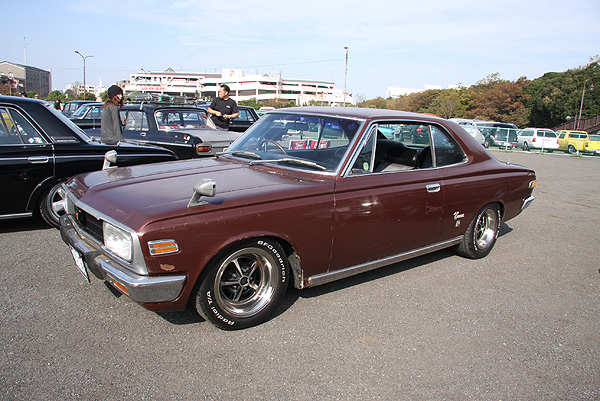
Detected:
left=62, top=100, right=97, bottom=118
left=459, top=124, right=486, bottom=145
left=197, top=104, right=259, bottom=132
left=69, top=102, right=104, bottom=129
left=471, top=121, right=519, bottom=149
left=518, top=128, right=559, bottom=151
left=60, top=107, right=537, bottom=330
left=484, top=128, right=519, bottom=149
left=0, top=96, right=178, bottom=227
left=85, top=103, right=242, bottom=159
left=257, top=106, right=276, bottom=117
left=556, top=130, right=591, bottom=154
left=587, top=134, right=600, bottom=155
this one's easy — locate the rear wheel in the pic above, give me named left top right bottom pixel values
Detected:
left=39, top=182, right=66, bottom=228
left=195, top=239, right=289, bottom=330
left=568, top=144, right=577, bottom=154
left=455, top=204, right=500, bottom=259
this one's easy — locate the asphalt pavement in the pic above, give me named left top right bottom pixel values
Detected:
left=1, top=149, right=598, bottom=400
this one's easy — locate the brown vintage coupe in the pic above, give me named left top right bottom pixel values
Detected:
left=60, top=107, right=536, bottom=329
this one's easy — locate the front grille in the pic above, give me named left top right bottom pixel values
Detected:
left=76, top=208, right=103, bottom=243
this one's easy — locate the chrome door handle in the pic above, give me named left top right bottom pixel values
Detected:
left=426, top=183, right=440, bottom=193
left=140, top=132, right=146, bottom=137
left=28, top=156, right=49, bottom=164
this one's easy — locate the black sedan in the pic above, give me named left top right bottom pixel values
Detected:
left=0, top=96, right=177, bottom=227
left=197, top=104, right=259, bottom=132
left=69, top=102, right=104, bottom=129
left=62, top=100, right=97, bottom=118
left=86, top=103, right=241, bottom=159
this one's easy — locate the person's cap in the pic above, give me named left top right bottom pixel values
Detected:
left=107, top=85, right=123, bottom=99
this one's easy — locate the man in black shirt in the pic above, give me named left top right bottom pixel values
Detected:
left=207, top=84, right=239, bottom=129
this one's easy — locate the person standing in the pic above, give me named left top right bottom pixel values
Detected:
left=207, top=84, right=239, bottom=130
left=101, top=85, right=124, bottom=145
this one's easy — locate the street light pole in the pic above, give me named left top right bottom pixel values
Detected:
left=577, top=78, right=595, bottom=130
left=74, top=50, right=93, bottom=98
left=343, top=47, right=348, bottom=107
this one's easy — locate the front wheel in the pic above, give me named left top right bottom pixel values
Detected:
left=523, top=142, right=529, bottom=151
left=195, top=239, right=289, bottom=330
left=455, top=204, right=500, bottom=259
left=39, top=182, right=66, bottom=228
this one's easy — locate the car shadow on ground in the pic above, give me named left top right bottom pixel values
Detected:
left=152, top=223, right=514, bottom=327
left=0, top=217, right=53, bottom=233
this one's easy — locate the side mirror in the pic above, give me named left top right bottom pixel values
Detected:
left=103, top=150, right=117, bottom=170
left=188, top=178, right=216, bottom=207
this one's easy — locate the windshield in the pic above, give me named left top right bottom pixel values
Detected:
left=71, top=105, right=90, bottom=118
left=225, top=112, right=362, bottom=173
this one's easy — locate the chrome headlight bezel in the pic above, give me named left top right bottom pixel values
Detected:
left=103, top=221, right=134, bottom=262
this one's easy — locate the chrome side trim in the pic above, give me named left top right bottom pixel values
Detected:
left=521, top=195, right=535, bottom=211
left=0, top=212, right=33, bottom=220
left=306, top=236, right=463, bottom=287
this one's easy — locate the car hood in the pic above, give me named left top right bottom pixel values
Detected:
left=66, top=157, right=332, bottom=229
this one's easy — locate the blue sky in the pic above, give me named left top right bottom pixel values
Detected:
left=3, top=0, right=599, bottom=99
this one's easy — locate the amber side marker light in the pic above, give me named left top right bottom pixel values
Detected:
left=110, top=279, right=129, bottom=295
left=529, top=180, right=537, bottom=189
left=148, top=240, right=180, bottom=256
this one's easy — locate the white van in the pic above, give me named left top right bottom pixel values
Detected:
left=517, top=128, right=559, bottom=151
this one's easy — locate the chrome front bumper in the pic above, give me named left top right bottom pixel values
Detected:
left=521, top=195, right=535, bottom=211
left=60, top=215, right=186, bottom=303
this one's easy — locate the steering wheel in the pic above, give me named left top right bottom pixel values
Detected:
left=261, top=139, right=288, bottom=155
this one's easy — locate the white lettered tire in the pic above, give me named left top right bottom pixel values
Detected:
left=195, top=239, right=289, bottom=330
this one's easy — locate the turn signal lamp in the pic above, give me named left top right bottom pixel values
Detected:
left=110, top=279, right=129, bottom=295
left=529, top=180, right=537, bottom=189
left=148, top=240, right=179, bottom=256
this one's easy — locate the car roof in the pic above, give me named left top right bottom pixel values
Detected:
left=271, top=106, right=445, bottom=122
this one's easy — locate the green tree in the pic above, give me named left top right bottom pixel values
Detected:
left=466, top=74, right=529, bottom=127
left=524, top=59, right=600, bottom=128
left=47, top=90, right=66, bottom=102
left=430, top=89, right=466, bottom=118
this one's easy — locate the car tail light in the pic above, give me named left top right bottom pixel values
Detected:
left=196, top=144, right=213, bottom=154
left=533, top=137, right=536, bottom=142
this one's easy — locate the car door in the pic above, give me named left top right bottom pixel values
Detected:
left=329, top=122, right=443, bottom=272
left=229, top=108, right=257, bottom=132
left=0, top=106, right=53, bottom=217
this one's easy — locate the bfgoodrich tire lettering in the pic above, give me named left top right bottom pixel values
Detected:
left=455, top=204, right=500, bottom=259
left=195, top=239, right=289, bottom=330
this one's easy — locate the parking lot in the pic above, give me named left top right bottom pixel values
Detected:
left=1, top=150, right=598, bottom=400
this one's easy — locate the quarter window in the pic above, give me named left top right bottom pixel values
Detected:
left=350, top=122, right=465, bottom=175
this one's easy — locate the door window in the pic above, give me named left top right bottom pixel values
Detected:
left=0, top=108, right=46, bottom=145
left=123, top=111, right=149, bottom=131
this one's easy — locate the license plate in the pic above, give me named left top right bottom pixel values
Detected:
left=70, top=246, right=89, bottom=282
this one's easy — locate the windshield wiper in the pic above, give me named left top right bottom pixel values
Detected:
left=250, top=158, right=327, bottom=171
left=219, top=150, right=262, bottom=159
